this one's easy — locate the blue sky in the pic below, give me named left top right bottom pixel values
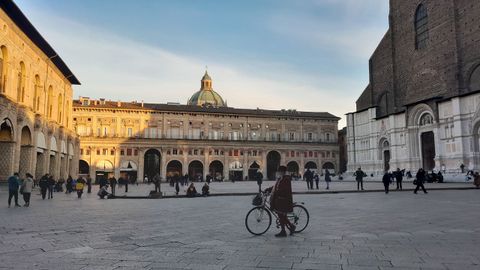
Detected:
left=15, top=0, right=389, bottom=127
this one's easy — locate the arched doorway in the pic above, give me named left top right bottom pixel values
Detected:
left=0, top=119, right=14, bottom=180
left=322, top=162, right=335, bottom=174
left=35, top=132, right=47, bottom=179
left=96, top=160, right=113, bottom=184
left=120, top=161, right=138, bottom=183
left=421, top=131, right=435, bottom=170
left=144, top=149, right=161, bottom=181
left=166, top=160, right=182, bottom=179
left=49, top=136, right=58, bottom=177
left=189, top=160, right=203, bottom=181
left=229, top=160, right=243, bottom=181
left=266, top=151, right=281, bottom=180
left=19, top=126, right=33, bottom=177
left=248, top=161, right=260, bottom=180
left=79, top=160, right=90, bottom=175
left=209, top=160, right=223, bottom=181
left=380, top=140, right=390, bottom=172
left=286, top=161, right=299, bottom=177
left=304, top=161, right=317, bottom=173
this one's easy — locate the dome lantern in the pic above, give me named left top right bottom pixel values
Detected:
left=188, top=71, right=226, bottom=107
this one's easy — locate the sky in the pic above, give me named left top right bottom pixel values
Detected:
left=14, top=0, right=389, bottom=128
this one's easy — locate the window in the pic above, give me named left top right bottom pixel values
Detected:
left=127, top=128, right=133, bottom=137
left=326, top=133, right=330, bottom=141
left=120, top=149, right=125, bottom=156
left=415, top=4, right=428, bottom=50
left=307, top=132, right=313, bottom=141
left=103, top=127, right=108, bottom=136
left=289, top=132, right=295, bottom=141
left=102, top=149, right=107, bottom=155
left=126, top=148, right=132, bottom=156
left=110, top=149, right=115, bottom=155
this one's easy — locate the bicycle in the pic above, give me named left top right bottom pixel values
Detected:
left=245, top=190, right=309, bottom=235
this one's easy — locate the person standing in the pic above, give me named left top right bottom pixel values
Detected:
left=21, top=173, right=34, bottom=207
left=124, top=176, right=129, bottom=193
left=354, top=167, right=366, bottom=191
left=76, top=177, right=85, bottom=199
left=313, top=173, right=320, bottom=190
left=7, top=173, right=21, bottom=208
left=86, top=175, right=92, bottom=193
left=304, top=168, right=313, bottom=190
left=264, top=166, right=295, bottom=237
left=473, top=171, right=480, bottom=189
left=47, top=175, right=55, bottom=199
left=382, top=171, right=391, bottom=194
left=109, top=176, right=117, bottom=196
left=175, top=178, right=180, bottom=195
left=394, top=168, right=403, bottom=190
left=414, top=168, right=428, bottom=194
left=324, top=170, right=331, bottom=190
left=39, top=174, right=49, bottom=200
left=255, top=169, right=263, bottom=193
left=153, top=173, right=161, bottom=193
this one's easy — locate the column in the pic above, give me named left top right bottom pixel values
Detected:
left=261, top=150, right=267, bottom=180
left=160, top=149, right=166, bottom=180
left=137, top=148, right=145, bottom=180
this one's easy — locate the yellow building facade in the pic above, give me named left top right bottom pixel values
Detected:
left=0, top=1, right=80, bottom=181
left=73, top=73, right=340, bottom=182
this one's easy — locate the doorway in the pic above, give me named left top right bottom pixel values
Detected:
left=421, top=131, right=435, bottom=170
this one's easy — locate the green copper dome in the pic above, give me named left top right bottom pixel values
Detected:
left=187, top=71, right=226, bottom=107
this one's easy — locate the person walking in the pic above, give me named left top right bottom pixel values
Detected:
left=354, top=167, right=366, bottom=191
left=255, top=169, right=263, bottom=193
left=324, top=170, right=331, bottom=190
left=394, top=168, right=403, bottom=190
left=47, top=175, right=55, bottom=199
left=109, top=176, right=117, bottom=196
left=264, top=166, right=295, bottom=237
left=175, top=178, right=180, bottom=195
left=313, top=173, right=320, bottom=190
left=86, top=175, right=92, bottom=193
left=473, top=171, right=480, bottom=189
left=39, top=174, right=49, bottom=200
left=21, top=173, right=34, bottom=207
left=124, top=176, right=129, bottom=193
left=304, top=168, right=313, bottom=190
left=7, top=173, right=21, bottom=208
left=76, top=177, right=85, bottom=199
left=382, top=171, right=391, bottom=194
left=414, top=168, right=428, bottom=194
left=153, top=173, right=161, bottom=193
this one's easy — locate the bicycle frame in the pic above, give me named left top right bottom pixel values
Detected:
left=260, top=191, right=303, bottom=227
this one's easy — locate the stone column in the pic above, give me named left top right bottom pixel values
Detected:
left=137, top=148, right=145, bottom=180
left=160, top=149, right=166, bottom=181
left=261, top=150, right=267, bottom=180
left=203, top=148, right=209, bottom=181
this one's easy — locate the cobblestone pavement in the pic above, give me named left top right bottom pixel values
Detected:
left=0, top=189, right=479, bottom=269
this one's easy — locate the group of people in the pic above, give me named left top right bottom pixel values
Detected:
left=303, top=168, right=331, bottom=190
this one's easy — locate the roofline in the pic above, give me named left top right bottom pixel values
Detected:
left=0, top=0, right=80, bottom=85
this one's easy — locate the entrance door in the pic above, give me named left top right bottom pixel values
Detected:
left=421, top=131, right=435, bottom=170
left=383, top=150, right=390, bottom=172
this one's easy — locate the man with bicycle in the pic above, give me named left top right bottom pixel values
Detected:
left=264, top=165, right=295, bottom=237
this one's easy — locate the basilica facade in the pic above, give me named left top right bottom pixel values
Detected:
left=347, top=0, right=480, bottom=175
left=0, top=1, right=80, bottom=182
left=73, top=72, right=340, bottom=182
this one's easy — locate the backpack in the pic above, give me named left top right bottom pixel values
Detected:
left=76, top=182, right=84, bottom=190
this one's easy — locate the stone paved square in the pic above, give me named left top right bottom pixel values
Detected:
left=0, top=188, right=479, bottom=269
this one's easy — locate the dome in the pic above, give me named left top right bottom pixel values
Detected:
left=187, top=71, right=226, bottom=107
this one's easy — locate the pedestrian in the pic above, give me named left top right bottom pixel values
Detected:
left=473, top=171, right=480, bottom=189
left=414, top=168, right=428, bottom=194
left=65, top=176, right=72, bottom=194
left=98, top=184, right=110, bottom=199
left=175, top=177, right=180, bottom=195
left=354, top=167, right=366, bottom=191
left=394, top=168, right=403, bottom=190
left=7, top=173, right=21, bottom=208
left=264, top=166, right=295, bottom=237
left=304, top=168, right=313, bottom=190
left=382, top=171, right=391, bottom=194
left=184, top=173, right=189, bottom=185
left=47, top=175, right=55, bottom=199
left=313, top=173, right=319, bottom=189
left=86, top=175, right=92, bottom=193
left=76, top=177, right=85, bottom=198
left=39, top=174, right=49, bottom=200
left=206, top=174, right=212, bottom=184
left=186, top=182, right=198, bottom=197
left=20, top=173, right=34, bottom=207
left=324, top=170, right=331, bottom=190
left=255, top=169, right=263, bottom=193
left=153, top=173, right=161, bottom=193
left=202, top=183, right=210, bottom=196
left=124, top=176, right=129, bottom=193
left=109, top=175, right=117, bottom=196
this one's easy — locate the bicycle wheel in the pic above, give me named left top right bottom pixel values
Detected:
left=245, top=206, right=272, bottom=235
left=289, top=204, right=309, bottom=233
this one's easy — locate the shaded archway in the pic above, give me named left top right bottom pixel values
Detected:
left=209, top=160, right=223, bottom=181
left=304, top=161, right=317, bottom=172
left=166, top=160, right=182, bottom=178
left=189, top=160, right=203, bottom=181
left=79, top=160, right=90, bottom=175
left=380, top=139, right=390, bottom=172
left=229, top=160, right=243, bottom=182
left=0, top=119, right=14, bottom=180
left=49, top=136, right=58, bottom=177
left=322, top=162, right=335, bottom=174
left=120, top=160, right=138, bottom=183
left=421, top=131, right=435, bottom=171
left=144, top=149, right=161, bottom=181
left=95, top=160, right=113, bottom=184
left=266, top=151, right=281, bottom=180
left=35, top=132, right=47, bottom=179
left=248, top=161, right=260, bottom=180
left=286, top=161, right=299, bottom=176
left=19, top=126, right=33, bottom=177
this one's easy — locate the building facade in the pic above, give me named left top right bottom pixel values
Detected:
left=0, top=1, right=80, bottom=181
left=347, top=0, right=480, bottom=175
left=73, top=72, right=340, bottom=182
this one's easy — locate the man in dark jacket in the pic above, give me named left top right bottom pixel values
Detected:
left=304, top=168, right=313, bottom=190
left=394, top=168, right=403, bottom=190
left=109, top=176, right=117, bottom=196
left=414, top=168, right=428, bottom=194
left=47, top=175, right=55, bottom=199
left=7, top=173, right=21, bottom=207
left=265, top=166, right=295, bottom=237
left=255, top=169, right=263, bottom=193
left=354, top=168, right=366, bottom=191
left=382, top=171, right=391, bottom=194
left=86, top=175, right=92, bottom=193
left=39, top=174, right=49, bottom=200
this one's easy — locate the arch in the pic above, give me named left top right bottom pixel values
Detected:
left=419, top=112, right=434, bottom=126
left=120, top=160, right=138, bottom=182
left=144, top=149, right=161, bottom=179
left=229, top=160, right=243, bottom=181
left=0, top=118, right=14, bottom=141
left=304, top=161, right=318, bottom=170
left=414, top=4, right=428, bottom=50
left=209, top=160, right=223, bottom=180
left=248, top=161, right=261, bottom=180
left=33, top=75, right=41, bottom=111
left=20, top=126, right=32, bottom=145
left=474, top=120, right=480, bottom=152
left=0, top=45, right=8, bottom=93
left=79, top=159, right=90, bottom=174
left=188, top=160, right=203, bottom=181
left=469, top=64, right=480, bottom=91
left=166, top=160, right=182, bottom=178
left=286, top=161, right=299, bottom=176
left=379, top=138, right=391, bottom=172
left=322, top=162, right=335, bottom=174
left=266, top=150, right=281, bottom=180
left=96, top=160, right=113, bottom=171
left=408, top=103, right=434, bottom=127
left=50, top=136, right=58, bottom=152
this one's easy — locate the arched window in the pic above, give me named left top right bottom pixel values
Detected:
left=33, top=75, right=40, bottom=111
left=57, top=94, right=63, bottom=123
left=415, top=4, right=428, bottom=50
left=17, top=61, right=26, bottom=102
left=0, top=46, right=8, bottom=93
left=47, top=86, right=53, bottom=118
left=419, top=113, right=433, bottom=126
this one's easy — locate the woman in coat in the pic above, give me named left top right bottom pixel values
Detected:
left=265, top=166, right=295, bottom=237
left=21, top=173, right=34, bottom=207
